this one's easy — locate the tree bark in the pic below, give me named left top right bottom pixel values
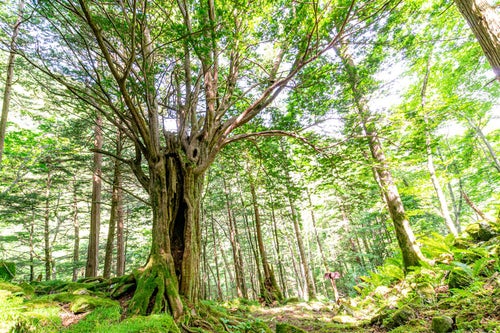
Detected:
left=29, top=206, right=35, bottom=282
left=72, top=176, right=80, bottom=281
left=366, top=125, right=426, bottom=270
left=115, top=188, right=125, bottom=277
left=129, top=150, right=203, bottom=318
left=270, top=194, right=288, bottom=299
left=285, top=234, right=305, bottom=299
left=86, top=114, right=102, bottom=277
left=425, top=125, right=458, bottom=236
left=0, top=0, right=24, bottom=166
left=104, top=130, right=123, bottom=279
left=241, top=190, right=264, bottom=300
left=44, top=168, right=52, bottom=281
left=454, top=0, right=500, bottom=81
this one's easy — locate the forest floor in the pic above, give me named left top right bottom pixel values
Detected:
left=0, top=220, right=499, bottom=332
left=246, top=300, right=379, bottom=332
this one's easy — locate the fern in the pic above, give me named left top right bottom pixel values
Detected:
left=420, top=233, right=453, bottom=258
left=452, top=261, right=474, bottom=277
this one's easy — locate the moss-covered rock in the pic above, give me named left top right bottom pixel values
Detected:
left=431, top=316, right=453, bottom=333
left=276, top=323, right=307, bottom=333
left=415, top=282, right=436, bottom=303
left=465, top=222, right=496, bottom=242
left=383, top=305, right=415, bottom=329
left=447, top=267, right=473, bottom=289
left=0, top=261, right=15, bottom=281
left=452, top=237, right=471, bottom=249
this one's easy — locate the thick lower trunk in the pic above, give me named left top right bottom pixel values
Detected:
left=129, top=154, right=202, bottom=318
left=454, top=0, right=500, bottom=81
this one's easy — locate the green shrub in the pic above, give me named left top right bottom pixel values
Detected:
left=0, top=262, right=15, bottom=281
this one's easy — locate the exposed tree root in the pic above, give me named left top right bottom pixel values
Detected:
left=128, top=254, right=183, bottom=319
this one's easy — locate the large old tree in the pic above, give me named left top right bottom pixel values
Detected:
left=21, top=0, right=356, bottom=319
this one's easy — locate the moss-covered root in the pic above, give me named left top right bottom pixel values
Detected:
left=128, top=254, right=183, bottom=320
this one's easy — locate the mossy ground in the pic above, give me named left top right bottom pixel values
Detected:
left=0, top=273, right=499, bottom=332
left=0, top=225, right=498, bottom=332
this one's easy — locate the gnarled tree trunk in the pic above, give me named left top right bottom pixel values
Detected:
left=129, top=149, right=202, bottom=318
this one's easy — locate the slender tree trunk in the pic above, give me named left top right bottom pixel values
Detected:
left=72, top=176, right=80, bottom=281
left=222, top=176, right=247, bottom=298
left=0, top=0, right=24, bottom=166
left=437, top=146, right=464, bottom=230
left=201, top=209, right=210, bottom=300
left=86, top=115, right=103, bottom=277
left=241, top=192, right=263, bottom=300
left=308, top=189, right=341, bottom=301
left=287, top=195, right=316, bottom=300
left=463, top=116, right=500, bottom=172
left=44, top=168, right=52, bottom=281
left=454, top=0, right=500, bottom=81
left=115, top=159, right=125, bottom=276
left=104, top=130, right=124, bottom=278
left=281, top=144, right=316, bottom=300
left=210, top=214, right=223, bottom=300
left=270, top=195, right=287, bottom=298
left=285, top=235, right=304, bottom=299
left=220, top=245, right=236, bottom=299
left=365, top=125, right=426, bottom=270
left=425, top=126, right=458, bottom=235
left=461, top=189, right=492, bottom=221
left=29, top=206, right=35, bottom=282
left=335, top=45, right=426, bottom=271
left=249, top=177, right=283, bottom=303
left=420, top=58, right=459, bottom=236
